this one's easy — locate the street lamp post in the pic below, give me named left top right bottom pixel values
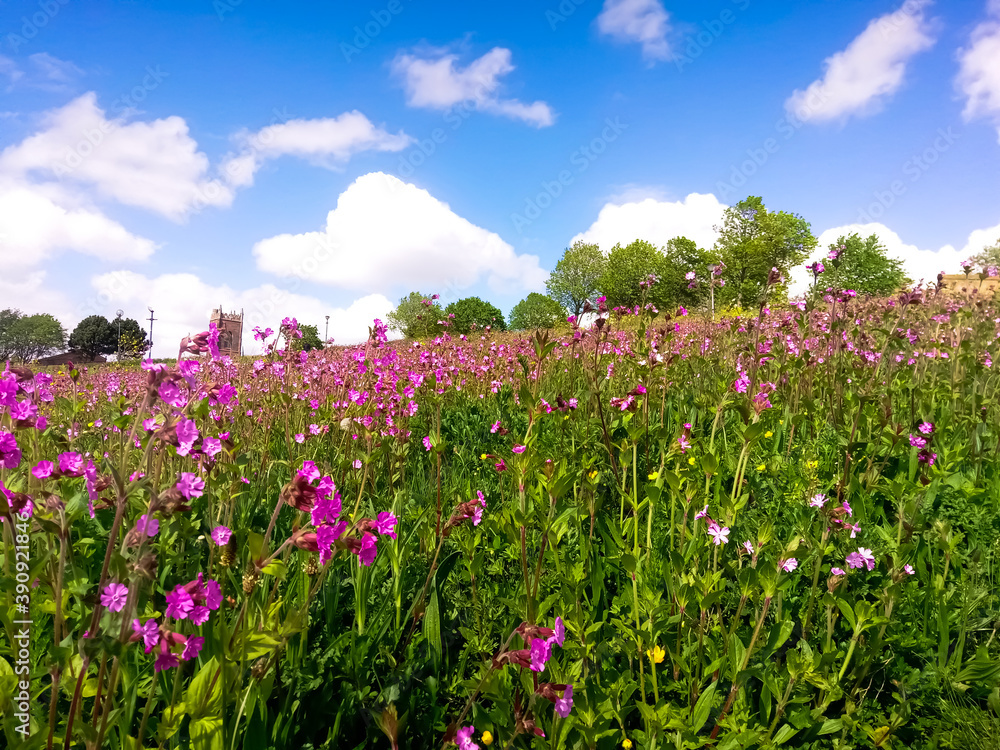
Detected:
left=147, top=307, right=156, bottom=358
left=325, top=315, right=330, bottom=343
left=115, top=310, right=123, bottom=361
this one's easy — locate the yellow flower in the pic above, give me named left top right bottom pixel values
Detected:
left=764, top=431, right=773, bottom=438
left=756, top=464, right=766, bottom=472
left=482, top=730, right=494, bottom=746
left=688, top=457, right=696, bottom=465
left=480, top=453, right=488, bottom=460
left=623, top=740, right=633, bottom=750
left=647, top=471, right=659, bottom=480
left=588, top=470, right=599, bottom=480
left=647, top=644, right=665, bottom=663
left=807, top=460, right=818, bottom=469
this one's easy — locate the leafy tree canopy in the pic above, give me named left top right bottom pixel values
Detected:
left=68, top=315, right=118, bottom=360
left=0, top=309, right=66, bottom=362
left=660, top=237, right=719, bottom=309
left=508, top=293, right=565, bottom=331
left=444, top=297, right=506, bottom=334
left=715, top=196, right=816, bottom=307
left=546, top=241, right=606, bottom=318
left=387, top=292, right=445, bottom=339
left=298, top=324, right=324, bottom=352
left=819, top=233, right=910, bottom=296
left=968, top=237, right=1000, bottom=272
left=599, top=239, right=670, bottom=310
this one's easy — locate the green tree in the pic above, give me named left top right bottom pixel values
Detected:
left=115, top=318, right=149, bottom=359
left=968, top=237, right=1000, bottom=271
left=299, top=324, right=324, bottom=351
left=68, top=315, right=117, bottom=360
left=444, top=297, right=507, bottom=334
left=2, top=312, right=66, bottom=362
left=508, top=293, right=565, bottom=330
left=546, top=241, right=606, bottom=318
left=714, top=196, right=816, bottom=307
left=387, top=292, right=445, bottom=339
left=660, top=237, right=719, bottom=308
left=600, top=239, right=670, bottom=309
left=820, top=233, right=910, bottom=295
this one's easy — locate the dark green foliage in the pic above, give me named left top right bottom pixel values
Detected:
left=508, top=292, right=565, bottom=330
left=68, top=314, right=118, bottom=360
left=821, top=233, right=911, bottom=295
left=0, top=308, right=66, bottom=361
left=546, top=241, right=606, bottom=318
left=444, top=296, right=506, bottom=333
left=387, top=291, right=445, bottom=339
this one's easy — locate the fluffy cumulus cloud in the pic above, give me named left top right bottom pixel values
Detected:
left=253, top=172, right=548, bottom=295
left=0, top=184, right=156, bottom=270
left=221, top=111, right=413, bottom=188
left=392, top=47, right=555, bottom=127
left=957, top=2, right=1000, bottom=142
left=90, top=270, right=395, bottom=358
left=571, top=192, right=726, bottom=251
left=0, top=92, right=234, bottom=220
left=596, top=0, right=673, bottom=62
left=785, top=0, right=936, bottom=123
left=788, top=219, right=1000, bottom=295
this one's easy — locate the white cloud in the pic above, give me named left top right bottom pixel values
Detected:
left=785, top=1, right=936, bottom=124
left=957, top=3, right=1000, bottom=142
left=392, top=47, right=555, bottom=127
left=596, top=0, right=672, bottom=63
left=253, top=172, right=547, bottom=294
left=0, top=92, right=234, bottom=220
left=220, top=111, right=414, bottom=188
left=571, top=192, right=727, bottom=251
left=90, top=270, right=396, bottom=358
left=789, top=219, right=1000, bottom=295
left=0, top=269, right=74, bottom=324
left=0, top=184, right=156, bottom=270
left=0, top=52, right=82, bottom=91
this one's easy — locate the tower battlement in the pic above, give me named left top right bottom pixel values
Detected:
left=209, top=307, right=244, bottom=357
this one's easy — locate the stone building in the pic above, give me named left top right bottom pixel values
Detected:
left=939, top=274, right=1000, bottom=297
left=210, top=308, right=243, bottom=357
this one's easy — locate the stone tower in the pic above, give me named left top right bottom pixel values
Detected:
left=209, top=308, right=243, bottom=357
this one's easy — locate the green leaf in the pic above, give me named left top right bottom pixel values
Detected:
left=690, top=681, right=717, bottom=733
left=773, top=724, right=799, bottom=745
left=187, top=658, right=223, bottom=719
left=423, top=580, right=442, bottom=665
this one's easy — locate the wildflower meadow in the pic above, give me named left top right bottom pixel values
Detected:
left=3, top=264, right=1000, bottom=750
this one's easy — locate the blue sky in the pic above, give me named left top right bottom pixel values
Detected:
left=2, top=0, right=999, bottom=355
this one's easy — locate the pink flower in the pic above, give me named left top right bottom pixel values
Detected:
left=846, top=547, right=875, bottom=571
left=204, top=579, right=223, bottom=610
left=132, top=618, right=160, bottom=652
left=211, top=526, right=232, bottom=546
left=831, top=567, right=846, bottom=576
left=550, top=616, right=565, bottom=647
left=376, top=511, right=398, bottom=539
left=176, top=472, right=205, bottom=500
left=809, top=494, right=826, bottom=508
left=58, top=451, right=84, bottom=477
left=743, top=540, right=753, bottom=555
left=136, top=514, right=159, bottom=537
left=165, top=585, right=195, bottom=619
left=909, top=434, right=927, bottom=449
left=202, top=437, right=222, bottom=458
left=294, top=433, right=305, bottom=444
left=677, top=435, right=690, bottom=452
left=917, top=422, right=934, bottom=435
left=494, top=459, right=507, bottom=472
left=175, top=417, right=199, bottom=457
left=903, top=564, right=915, bottom=575
left=530, top=637, right=551, bottom=672
left=555, top=684, right=573, bottom=718
left=181, top=635, right=204, bottom=661
left=422, top=436, right=432, bottom=451
left=298, top=460, right=320, bottom=483
left=490, top=420, right=501, bottom=433
left=358, top=533, right=377, bottom=566
left=455, top=726, right=479, bottom=750
left=512, top=444, right=526, bottom=454
left=732, top=371, right=750, bottom=394
left=154, top=645, right=179, bottom=673
left=101, top=582, right=129, bottom=612
left=158, top=381, right=185, bottom=409
left=707, top=522, right=729, bottom=546
left=780, top=558, right=798, bottom=572
left=32, top=460, right=54, bottom=479
left=352, top=459, right=362, bottom=469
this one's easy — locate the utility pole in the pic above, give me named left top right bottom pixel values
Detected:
left=147, top=307, right=156, bottom=358
left=115, top=310, right=123, bottom=361
left=325, top=315, right=330, bottom=343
